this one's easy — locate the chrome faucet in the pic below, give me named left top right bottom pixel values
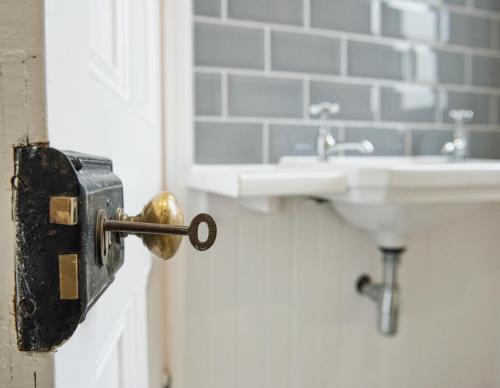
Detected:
left=310, top=102, right=374, bottom=161
left=441, top=109, right=474, bottom=162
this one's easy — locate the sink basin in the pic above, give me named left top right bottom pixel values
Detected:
left=280, top=156, right=500, bottom=247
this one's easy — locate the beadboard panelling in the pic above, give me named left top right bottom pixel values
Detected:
left=184, top=199, right=500, bottom=387
left=193, top=0, right=500, bottom=163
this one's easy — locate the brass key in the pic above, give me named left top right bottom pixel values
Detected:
left=97, top=192, right=216, bottom=263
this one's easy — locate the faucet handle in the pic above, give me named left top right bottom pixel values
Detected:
left=309, top=102, right=340, bottom=118
left=360, top=140, right=374, bottom=154
left=449, top=109, right=474, bottom=123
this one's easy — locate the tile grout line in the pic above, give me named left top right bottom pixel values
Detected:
left=372, top=85, right=381, bottom=122
left=303, top=77, right=310, bottom=120
left=404, top=128, right=413, bottom=156
left=264, top=26, right=271, bottom=73
left=494, top=96, right=499, bottom=126
left=492, top=22, right=499, bottom=51
left=262, top=121, right=270, bottom=164
left=340, top=38, right=348, bottom=77
left=371, top=0, right=381, bottom=36
left=195, top=66, right=500, bottom=96
left=193, top=15, right=500, bottom=59
left=303, top=0, right=311, bottom=30
left=194, top=115, right=498, bottom=131
left=221, top=71, right=228, bottom=118
left=403, top=50, right=412, bottom=82
left=465, top=54, right=473, bottom=85
left=439, top=7, right=446, bottom=46
left=489, top=95, right=497, bottom=125
left=221, top=0, right=227, bottom=19
left=436, top=90, right=443, bottom=124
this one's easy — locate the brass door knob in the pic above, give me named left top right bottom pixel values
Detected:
left=97, top=192, right=216, bottom=261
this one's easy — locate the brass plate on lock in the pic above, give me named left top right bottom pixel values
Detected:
left=50, top=196, right=78, bottom=225
left=59, top=254, right=79, bottom=300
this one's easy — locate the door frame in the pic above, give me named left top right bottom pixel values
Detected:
left=161, top=0, right=194, bottom=387
left=0, top=1, right=54, bottom=387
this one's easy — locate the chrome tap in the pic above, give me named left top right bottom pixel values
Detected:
left=441, top=109, right=474, bottom=162
left=310, top=102, right=374, bottom=161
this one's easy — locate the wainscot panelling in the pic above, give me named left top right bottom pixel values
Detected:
left=184, top=198, right=500, bottom=388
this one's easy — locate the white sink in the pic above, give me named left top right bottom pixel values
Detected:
left=188, top=164, right=346, bottom=197
left=280, top=156, right=500, bottom=247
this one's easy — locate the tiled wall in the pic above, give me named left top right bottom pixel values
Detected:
left=193, top=0, right=500, bottom=163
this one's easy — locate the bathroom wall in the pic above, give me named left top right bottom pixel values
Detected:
left=193, top=0, right=500, bottom=163
left=182, top=1, right=500, bottom=388
left=184, top=198, right=500, bottom=388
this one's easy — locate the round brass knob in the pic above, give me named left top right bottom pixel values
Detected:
left=99, top=191, right=217, bottom=262
left=129, top=192, right=184, bottom=260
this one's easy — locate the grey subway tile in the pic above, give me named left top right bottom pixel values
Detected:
left=271, top=31, right=341, bottom=75
left=311, top=0, right=371, bottom=34
left=228, top=0, right=302, bottom=25
left=411, top=129, right=453, bottom=155
left=194, top=0, right=221, bottom=17
left=347, top=41, right=409, bottom=81
left=269, top=125, right=337, bottom=162
left=381, top=2, right=439, bottom=42
left=345, top=127, right=405, bottom=156
left=470, top=131, right=500, bottom=159
left=195, top=73, right=222, bottom=116
left=412, top=48, right=465, bottom=85
left=474, top=0, right=500, bottom=12
left=381, top=85, right=437, bottom=122
left=310, top=81, right=374, bottom=121
left=195, top=121, right=263, bottom=163
left=194, top=22, right=264, bottom=69
left=441, top=91, right=491, bottom=124
left=228, top=75, right=303, bottom=118
left=472, top=55, right=500, bottom=88
left=442, top=12, right=492, bottom=49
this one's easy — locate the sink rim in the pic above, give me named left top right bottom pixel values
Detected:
left=279, top=155, right=500, bottom=191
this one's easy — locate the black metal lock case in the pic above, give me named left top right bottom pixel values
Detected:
left=14, top=145, right=216, bottom=352
left=15, top=146, right=125, bottom=351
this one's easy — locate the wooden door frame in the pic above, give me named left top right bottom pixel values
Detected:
left=0, top=1, right=55, bottom=387
left=160, top=0, right=193, bottom=387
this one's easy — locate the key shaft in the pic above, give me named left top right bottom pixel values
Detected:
left=104, top=220, right=188, bottom=236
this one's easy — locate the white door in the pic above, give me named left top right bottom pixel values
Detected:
left=0, top=0, right=163, bottom=387
left=46, top=0, right=162, bottom=387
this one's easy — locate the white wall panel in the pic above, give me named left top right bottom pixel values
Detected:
left=183, top=198, right=500, bottom=388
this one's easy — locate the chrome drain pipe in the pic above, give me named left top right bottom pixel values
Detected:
left=356, top=248, right=404, bottom=336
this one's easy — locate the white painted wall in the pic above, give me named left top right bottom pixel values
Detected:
left=181, top=198, right=500, bottom=388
